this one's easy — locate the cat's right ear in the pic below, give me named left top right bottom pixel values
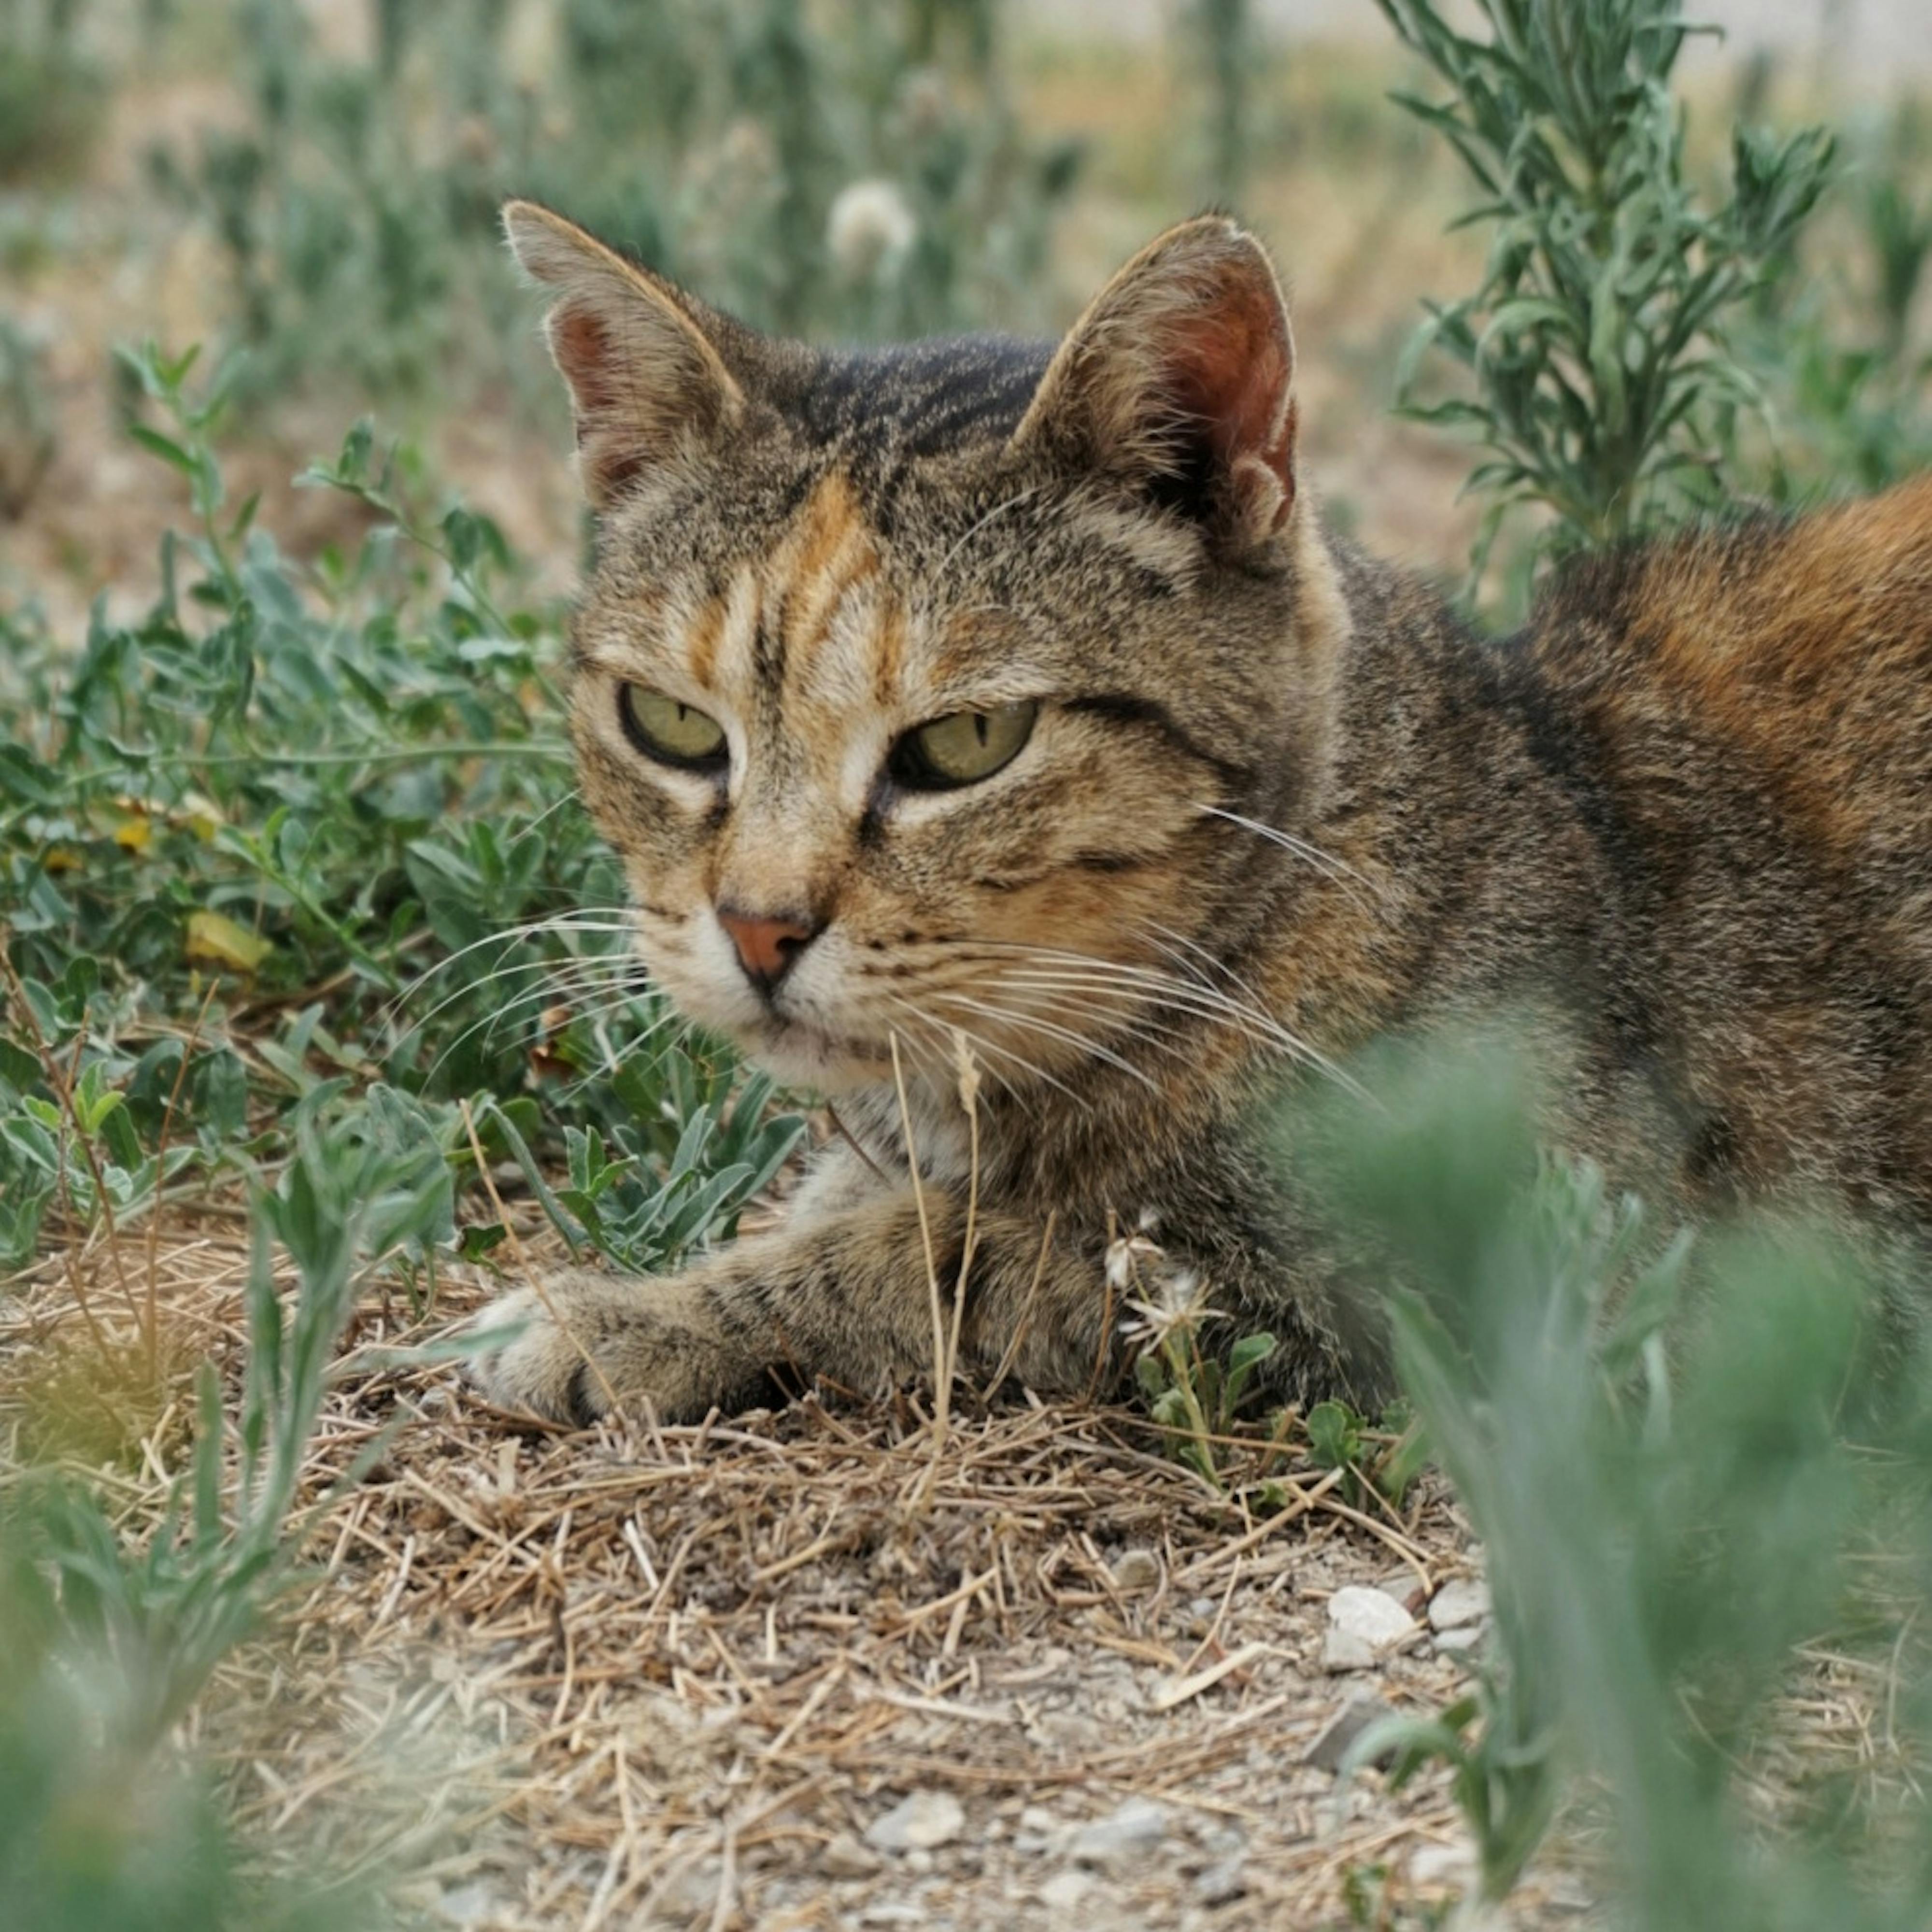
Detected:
left=502, top=200, right=745, bottom=509
left=1009, top=215, right=1300, bottom=554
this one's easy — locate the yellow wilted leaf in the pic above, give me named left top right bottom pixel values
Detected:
left=185, top=910, right=273, bottom=974
left=112, top=812, right=152, bottom=852
left=179, top=789, right=225, bottom=841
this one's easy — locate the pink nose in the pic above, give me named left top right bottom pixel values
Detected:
left=717, top=907, right=820, bottom=988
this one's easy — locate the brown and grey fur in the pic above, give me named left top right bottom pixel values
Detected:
left=472, top=199, right=1932, bottom=1426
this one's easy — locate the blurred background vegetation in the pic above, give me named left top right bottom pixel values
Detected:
left=5, top=0, right=1921, bottom=639
left=4, top=1, right=1932, bottom=1926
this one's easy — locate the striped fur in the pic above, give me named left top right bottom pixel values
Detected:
left=472, top=203, right=1932, bottom=1426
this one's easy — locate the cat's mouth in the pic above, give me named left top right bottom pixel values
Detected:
left=642, top=932, right=899, bottom=1093
left=743, top=1011, right=895, bottom=1093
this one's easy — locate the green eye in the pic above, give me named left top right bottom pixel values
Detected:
left=889, top=700, right=1038, bottom=790
left=618, top=685, right=728, bottom=770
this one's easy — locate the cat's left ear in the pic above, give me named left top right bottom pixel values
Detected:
left=1009, top=215, right=1299, bottom=553
left=503, top=199, right=746, bottom=509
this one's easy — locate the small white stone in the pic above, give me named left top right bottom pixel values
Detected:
left=1434, top=1624, right=1485, bottom=1658
left=1014, top=1801, right=1067, bottom=1855
left=430, top=1883, right=498, bottom=1926
left=820, top=1832, right=881, bottom=1879
left=1305, top=1695, right=1390, bottom=1768
left=1194, top=1855, right=1248, bottom=1904
left=865, top=1789, right=966, bottom=1852
left=1327, top=1585, right=1419, bottom=1649
left=1411, top=1841, right=1479, bottom=1888
left=1321, top=1628, right=1380, bottom=1673
left=1429, top=1577, right=1490, bottom=1633
left=1201, top=1823, right=1248, bottom=1860
left=1037, top=1708, right=1104, bottom=1750
left=1069, top=1796, right=1170, bottom=1866
left=1038, top=1869, right=1095, bottom=1910
left=658, top=1860, right=722, bottom=1915
left=1111, top=1547, right=1162, bottom=1593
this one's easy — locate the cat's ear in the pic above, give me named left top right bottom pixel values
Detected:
left=502, top=199, right=745, bottom=509
left=1010, top=215, right=1299, bottom=551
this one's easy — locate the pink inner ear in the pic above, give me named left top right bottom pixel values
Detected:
left=1165, top=278, right=1297, bottom=530
left=552, top=304, right=621, bottom=418
left=550, top=303, right=652, bottom=501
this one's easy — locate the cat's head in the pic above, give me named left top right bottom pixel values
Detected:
left=505, top=202, right=1350, bottom=1097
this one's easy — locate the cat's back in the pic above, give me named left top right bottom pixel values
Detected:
left=1526, top=474, right=1932, bottom=880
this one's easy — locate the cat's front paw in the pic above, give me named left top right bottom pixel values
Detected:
left=465, top=1271, right=745, bottom=1426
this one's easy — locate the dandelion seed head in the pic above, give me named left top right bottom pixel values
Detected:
left=827, top=179, right=918, bottom=280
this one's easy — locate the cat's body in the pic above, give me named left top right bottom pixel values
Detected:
left=473, top=203, right=1932, bottom=1426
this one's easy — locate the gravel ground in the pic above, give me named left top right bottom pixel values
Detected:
left=3, top=1222, right=1599, bottom=1930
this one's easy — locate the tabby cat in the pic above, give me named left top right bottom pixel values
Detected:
left=471, top=199, right=1932, bottom=1426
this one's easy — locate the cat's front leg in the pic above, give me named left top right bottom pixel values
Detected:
left=468, top=1182, right=1108, bottom=1426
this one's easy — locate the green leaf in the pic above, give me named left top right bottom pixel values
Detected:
left=128, top=425, right=199, bottom=476
left=1306, top=1399, right=1364, bottom=1471
left=456, top=1222, right=508, bottom=1263
left=1228, top=1332, right=1276, bottom=1377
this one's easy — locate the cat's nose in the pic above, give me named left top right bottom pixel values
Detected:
left=716, top=905, right=823, bottom=992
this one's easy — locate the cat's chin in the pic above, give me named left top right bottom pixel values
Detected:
left=738, top=1020, right=893, bottom=1096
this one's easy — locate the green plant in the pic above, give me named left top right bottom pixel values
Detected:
left=0, top=314, right=56, bottom=517
left=1297, top=1037, right=1932, bottom=1924
left=1119, top=1222, right=1279, bottom=1484
left=479, top=1047, right=804, bottom=1277
left=0, top=1540, right=352, bottom=1932
left=33, top=1091, right=449, bottom=1749
left=6, top=345, right=569, bottom=1124
left=1304, top=1397, right=1428, bottom=1514
left=0, top=0, right=105, bottom=182
left=142, top=0, right=1080, bottom=411
left=0, top=1100, right=434, bottom=1929
left=1188, top=0, right=1252, bottom=205
left=1377, top=0, right=1835, bottom=584
left=1, top=349, right=818, bottom=1913
left=1742, top=101, right=1932, bottom=496
left=0, top=957, right=203, bottom=1273
left=2, top=347, right=801, bottom=1324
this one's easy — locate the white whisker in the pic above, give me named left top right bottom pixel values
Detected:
left=979, top=976, right=1195, bottom=1056
left=381, top=908, right=641, bottom=1025
left=392, top=951, right=648, bottom=1043
left=968, top=941, right=1369, bottom=1098
left=1193, top=802, right=1382, bottom=906
left=988, top=969, right=1294, bottom=1069
left=997, top=966, right=1352, bottom=1082
left=881, top=993, right=1066, bottom=1107
left=542, top=1003, right=683, bottom=1097
left=932, top=991, right=1160, bottom=1093
left=421, top=969, right=667, bottom=1086
left=928, top=486, right=1043, bottom=593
